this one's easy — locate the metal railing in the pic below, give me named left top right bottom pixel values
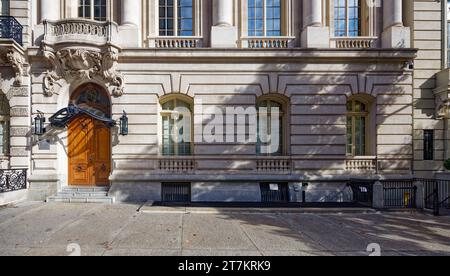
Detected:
left=0, top=16, right=23, bottom=45
left=0, top=169, right=27, bottom=193
left=382, top=180, right=416, bottom=208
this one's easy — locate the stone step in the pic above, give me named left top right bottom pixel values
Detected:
left=54, top=192, right=109, bottom=198
left=47, top=196, right=115, bottom=204
left=62, top=187, right=109, bottom=193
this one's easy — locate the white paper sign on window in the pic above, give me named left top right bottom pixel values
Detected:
left=269, top=184, right=279, bottom=191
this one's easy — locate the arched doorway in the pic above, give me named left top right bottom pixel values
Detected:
left=68, top=83, right=112, bottom=186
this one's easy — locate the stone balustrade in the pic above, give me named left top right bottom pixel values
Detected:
left=345, top=157, right=378, bottom=173
left=158, top=158, right=197, bottom=173
left=241, top=37, right=295, bottom=49
left=331, top=37, right=378, bottom=49
left=256, top=157, right=292, bottom=173
left=150, top=37, right=203, bottom=48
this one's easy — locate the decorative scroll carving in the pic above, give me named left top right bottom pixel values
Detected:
left=0, top=47, right=25, bottom=86
left=436, top=98, right=450, bottom=119
left=42, top=47, right=124, bottom=97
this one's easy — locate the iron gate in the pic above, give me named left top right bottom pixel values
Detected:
left=348, top=180, right=374, bottom=207
left=260, top=183, right=289, bottom=203
left=382, top=180, right=417, bottom=208
left=161, top=183, right=191, bottom=203
left=423, top=179, right=450, bottom=216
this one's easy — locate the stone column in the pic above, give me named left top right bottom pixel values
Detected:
left=119, top=0, right=141, bottom=47
left=382, top=0, right=410, bottom=48
left=301, top=0, right=329, bottom=48
left=40, top=0, right=60, bottom=21
left=211, top=0, right=238, bottom=48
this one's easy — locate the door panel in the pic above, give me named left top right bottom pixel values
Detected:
left=92, top=120, right=111, bottom=186
left=68, top=115, right=111, bottom=186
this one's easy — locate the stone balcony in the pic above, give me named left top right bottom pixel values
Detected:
left=43, top=18, right=119, bottom=47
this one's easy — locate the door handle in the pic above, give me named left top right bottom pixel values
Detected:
left=101, top=164, right=107, bottom=172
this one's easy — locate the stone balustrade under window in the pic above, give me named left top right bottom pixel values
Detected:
left=149, top=37, right=203, bottom=48
left=331, top=37, right=378, bottom=49
left=158, top=157, right=197, bottom=174
left=256, top=157, right=292, bottom=174
left=240, top=37, right=296, bottom=49
left=345, top=157, right=378, bottom=173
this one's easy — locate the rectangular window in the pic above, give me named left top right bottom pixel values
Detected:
left=159, top=0, right=193, bottom=36
left=78, top=0, right=107, bottom=21
left=334, top=0, right=361, bottom=37
left=0, top=0, right=9, bottom=16
left=424, top=130, right=434, bottom=161
left=248, top=0, right=281, bottom=37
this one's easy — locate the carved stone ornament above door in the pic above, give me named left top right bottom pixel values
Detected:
left=42, top=45, right=124, bottom=97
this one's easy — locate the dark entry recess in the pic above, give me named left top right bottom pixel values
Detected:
left=260, top=183, right=290, bottom=203
left=162, top=183, right=191, bottom=203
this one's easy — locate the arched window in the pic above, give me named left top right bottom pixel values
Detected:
left=159, top=0, right=194, bottom=36
left=0, top=0, right=9, bottom=15
left=78, top=0, right=107, bottom=21
left=0, top=95, right=9, bottom=156
left=248, top=0, right=282, bottom=36
left=257, top=97, right=286, bottom=156
left=332, top=0, right=362, bottom=37
left=160, top=97, right=193, bottom=156
left=346, top=99, right=369, bottom=156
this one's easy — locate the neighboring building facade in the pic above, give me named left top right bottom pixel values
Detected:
left=1, top=0, right=435, bottom=204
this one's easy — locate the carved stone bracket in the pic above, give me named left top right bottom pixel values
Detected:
left=0, top=45, right=26, bottom=86
left=42, top=45, right=124, bottom=97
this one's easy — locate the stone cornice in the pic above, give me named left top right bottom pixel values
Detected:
left=26, top=46, right=418, bottom=63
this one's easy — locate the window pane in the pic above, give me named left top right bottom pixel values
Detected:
left=159, top=0, right=174, bottom=36
left=0, top=0, right=9, bottom=15
left=257, top=100, right=283, bottom=156
left=424, top=130, right=434, bottom=160
left=334, top=0, right=361, bottom=37
left=161, top=99, right=192, bottom=156
left=178, top=0, right=193, bottom=36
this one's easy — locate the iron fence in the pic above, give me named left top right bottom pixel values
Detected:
left=260, top=183, right=290, bottom=203
left=0, top=169, right=27, bottom=193
left=382, top=180, right=416, bottom=208
left=0, top=16, right=23, bottom=45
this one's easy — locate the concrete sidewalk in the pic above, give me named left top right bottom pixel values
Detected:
left=0, top=202, right=449, bottom=256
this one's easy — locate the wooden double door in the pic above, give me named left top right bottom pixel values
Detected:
left=68, top=115, right=111, bottom=186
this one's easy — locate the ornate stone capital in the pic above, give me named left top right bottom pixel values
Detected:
left=42, top=46, right=124, bottom=97
left=0, top=45, right=26, bottom=86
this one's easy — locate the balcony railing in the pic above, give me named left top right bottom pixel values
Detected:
left=43, top=18, right=118, bottom=45
left=331, top=36, right=377, bottom=49
left=241, top=36, right=295, bottom=49
left=0, top=16, right=23, bottom=46
left=0, top=169, right=27, bottom=193
left=345, top=157, right=378, bottom=173
left=149, top=36, right=203, bottom=48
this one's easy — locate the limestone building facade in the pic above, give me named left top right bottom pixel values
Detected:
left=1, top=0, right=445, bottom=204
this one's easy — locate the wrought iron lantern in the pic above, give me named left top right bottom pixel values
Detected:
left=34, top=111, right=46, bottom=136
left=119, top=111, right=128, bottom=136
